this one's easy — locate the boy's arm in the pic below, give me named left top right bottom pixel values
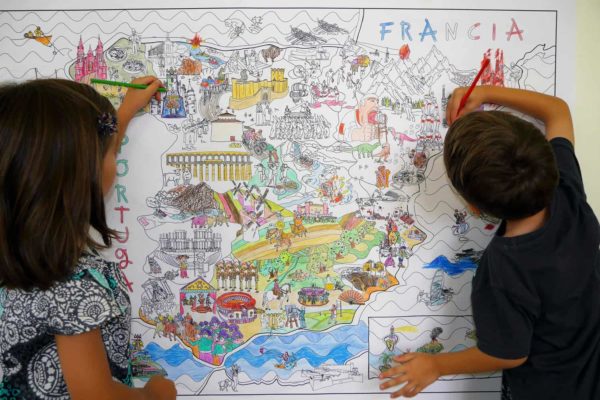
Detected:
left=447, top=86, right=574, bottom=144
left=379, top=346, right=526, bottom=398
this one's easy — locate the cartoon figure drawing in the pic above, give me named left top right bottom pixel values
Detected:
left=338, top=95, right=382, bottom=142
left=452, top=209, right=469, bottom=236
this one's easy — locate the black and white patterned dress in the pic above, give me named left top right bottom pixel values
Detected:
left=0, top=251, right=132, bottom=399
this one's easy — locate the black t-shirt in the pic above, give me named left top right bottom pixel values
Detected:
left=472, top=138, right=600, bottom=400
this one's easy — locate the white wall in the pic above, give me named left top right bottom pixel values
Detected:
left=576, top=0, right=600, bottom=215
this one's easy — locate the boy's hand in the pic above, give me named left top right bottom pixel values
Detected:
left=142, top=375, right=177, bottom=400
left=446, top=86, right=488, bottom=125
left=379, top=352, right=440, bottom=398
left=119, top=76, right=163, bottom=120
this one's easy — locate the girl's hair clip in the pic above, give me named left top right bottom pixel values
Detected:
left=97, top=112, right=118, bottom=138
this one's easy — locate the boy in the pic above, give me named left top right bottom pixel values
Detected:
left=379, top=86, right=600, bottom=399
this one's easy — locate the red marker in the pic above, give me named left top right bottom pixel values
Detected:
left=456, top=57, right=490, bottom=117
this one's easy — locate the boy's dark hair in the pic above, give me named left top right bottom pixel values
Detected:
left=0, top=79, right=118, bottom=290
left=444, top=111, right=558, bottom=220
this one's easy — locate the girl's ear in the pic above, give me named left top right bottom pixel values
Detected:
left=467, top=204, right=481, bottom=217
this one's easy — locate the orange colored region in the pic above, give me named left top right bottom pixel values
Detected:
left=363, top=273, right=399, bottom=301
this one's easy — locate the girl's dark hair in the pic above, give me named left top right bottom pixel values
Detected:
left=444, top=110, right=559, bottom=220
left=0, top=79, right=118, bottom=290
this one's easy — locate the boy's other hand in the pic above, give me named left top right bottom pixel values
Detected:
left=119, top=76, right=163, bottom=119
left=379, top=352, right=440, bottom=398
left=446, top=86, right=487, bottom=125
left=142, top=375, right=176, bottom=400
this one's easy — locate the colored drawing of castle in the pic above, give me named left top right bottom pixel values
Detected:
left=74, top=37, right=107, bottom=83
left=229, top=69, right=288, bottom=110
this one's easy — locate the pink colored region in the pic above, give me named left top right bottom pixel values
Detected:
left=390, top=128, right=418, bottom=142
left=217, top=193, right=235, bottom=223
left=367, top=111, right=378, bottom=125
left=75, top=36, right=107, bottom=82
left=398, top=132, right=418, bottom=142
left=310, top=99, right=347, bottom=108
left=297, top=201, right=329, bottom=217
left=480, top=48, right=504, bottom=87
left=198, top=353, right=215, bottom=363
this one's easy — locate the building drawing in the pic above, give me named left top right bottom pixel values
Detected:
left=211, top=111, right=243, bottom=142
left=481, top=48, right=505, bottom=87
left=229, top=68, right=288, bottom=110
left=166, top=151, right=253, bottom=182
left=74, top=36, right=107, bottom=83
left=147, top=34, right=181, bottom=77
left=159, top=229, right=222, bottom=254
left=296, top=202, right=330, bottom=217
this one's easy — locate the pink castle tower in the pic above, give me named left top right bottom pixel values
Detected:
left=95, top=37, right=107, bottom=79
left=74, top=36, right=107, bottom=83
left=86, top=46, right=94, bottom=78
left=75, top=37, right=85, bottom=81
left=481, top=49, right=493, bottom=86
left=479, top=49, right=505, bottom=88
left=493, top=49, right=505, bottom=87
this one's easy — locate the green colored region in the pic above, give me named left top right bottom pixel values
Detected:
left=353, top=142, right=380, bottom=156
left=105, top=38, right=157, bottom=81
left=416, top=341, right=444, bottom=354
left=256, top=220, right=382, bottom=292
left=465, top=329, right=477, bottom=341
left=305, top=309, right=356, bottom=331
left=348, top=230, right=385, bottom=259
left=379, top=351, right=395, bottom=372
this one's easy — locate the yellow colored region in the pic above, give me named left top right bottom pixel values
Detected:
left=400, top=227, right=426, bottom=249
left=229, top=68, right=289, bottom=110
left=233, top=224, right=341, bottom=261
left=336, top=254, right=357, bottom=263
left=395, top=325, right=418, bottom=333
left=353, top=243, right=368, bottom=252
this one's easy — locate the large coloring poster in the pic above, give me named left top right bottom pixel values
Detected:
left=0, top=2, right=575, bottom=398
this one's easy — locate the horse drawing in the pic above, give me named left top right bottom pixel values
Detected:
left=262, top=283, right=291, bottom=308
left=290, top=216, right=308, bottom=237
left=265, top=228, right=292, bottom=251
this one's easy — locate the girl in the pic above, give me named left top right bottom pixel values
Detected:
left=0, top=77, right=176, bottom=400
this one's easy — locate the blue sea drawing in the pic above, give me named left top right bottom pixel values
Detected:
left=423, top=255, right=477, bottom=276
left=144, top=322, right=368, bottom=384
left=145, top=342, right=213, bottom=382
left=224, top=322, right=368, bottom=382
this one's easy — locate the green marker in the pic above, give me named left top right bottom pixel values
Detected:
left=90, top=78, right=167, bottom=93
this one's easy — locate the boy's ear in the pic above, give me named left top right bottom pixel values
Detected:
left=468, top=204, right=481, bottom=217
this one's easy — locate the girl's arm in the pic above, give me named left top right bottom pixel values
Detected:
left=55, top=329, right=176, bottom=400
left=114, top=76, right=163, bottom=152
left=379, top=346, right=526, bottom=398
